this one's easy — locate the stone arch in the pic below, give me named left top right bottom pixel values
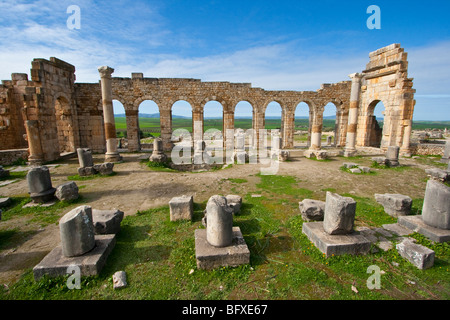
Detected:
left=294, top=101, right=313, bottom=147
left=365, top=99, right=386, bottom=148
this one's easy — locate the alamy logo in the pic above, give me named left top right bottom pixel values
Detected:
left=67, top=5, right=81, bottom=30
left=66, top=265, right=81, bottom=290
left=367, top=5, right=381, bottom=30
left=366, top=265, right=382, bottom=290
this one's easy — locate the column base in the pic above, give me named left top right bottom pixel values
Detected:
left=105, top=153, right=123, bottom=163
left=343, top=149, right=357, bottom=157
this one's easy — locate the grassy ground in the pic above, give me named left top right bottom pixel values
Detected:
left=1, top=172, right=448, bottom=300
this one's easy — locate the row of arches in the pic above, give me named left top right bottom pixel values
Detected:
left=111, top=98, right=386, bottom=151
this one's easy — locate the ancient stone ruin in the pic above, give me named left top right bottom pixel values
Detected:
left=0, top=44, right=416, bottom=166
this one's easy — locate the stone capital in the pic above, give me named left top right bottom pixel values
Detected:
left=348, top=73, right=363, bottom=82
left=98, top=66, right=114, bottom=78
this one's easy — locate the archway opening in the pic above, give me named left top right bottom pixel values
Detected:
left=265, top=101, right=282, bottom=148
left=367, top=100, right=385, bottom=148
left=294, top=102, right=311, bottom=148
left=323, top=102, right=338, bottom=147
left=235, top=101, right=253, bottom=131
left=113, top=100, right=127, bottom=150
left=138, top=100, right=160, bottom=150
left=172, top=100, right=193, bottom=147
left=54, top=96, right=75, bottom=154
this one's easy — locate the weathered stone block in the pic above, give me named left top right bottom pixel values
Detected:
left=59, top=205, right=96, bottom=257
left=299, top=199, right=325, bottom=221
left=27, top=166, right=56, bottom=203
left=55, top=181, right=79, bottom=202
left=425, top=168, right=449, bottom=182
left=77, top=166, right=96, bottom=176
left=77, top=148, right=93, bottom=167
left=375, top=193, right=412, bottom=217
left=169, top=195, right=194, bottom=221
left=350, top=168, right=362, bottom=174
left=92, top=209, right=124, bottom=234
left=323, top=192, right=356, bottom=235
left=113, top=271, right=127, bottom=289
left=396, top=238, right=435, bottom=270
left=422, top=179, right=450, bottom=230
left=94, top=162, right=114, bottom=175
left=343, top=163, right=358, bottom=169
left=226, top=195, right=242, bottom=214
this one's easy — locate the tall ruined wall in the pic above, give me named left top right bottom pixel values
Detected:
left=74, top=83, right=105, bottom=153
left=357, top=44, right=416, bottom=152
left=0, top=74, right=31, bottom=151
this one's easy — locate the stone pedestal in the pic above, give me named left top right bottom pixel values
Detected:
left=195, top=227, right=250, bottom=270
left=302, top=222, right=371, bottom=257
left=149, top=138, right=168, bottom=163
left=27, top=166, right=56, bottom=203
left=386, top=146, right=400, bottom=167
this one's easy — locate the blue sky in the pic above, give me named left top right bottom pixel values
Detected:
left=1, top=0, right=449, bottom=120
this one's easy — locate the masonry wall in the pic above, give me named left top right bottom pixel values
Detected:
left=0, top=44, right=415, bottom=162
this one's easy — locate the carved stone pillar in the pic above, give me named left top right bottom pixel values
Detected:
left=344, top=73, right=363, bottom=157
left=25, top=120, right=44, bottom=165
left=98, top=66, right=122, bottom=162
left=125, top=109, right=140, bottom=152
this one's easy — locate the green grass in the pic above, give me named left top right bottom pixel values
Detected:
left=1, top=174, right=449, bottom=300
left=0, top=195, right=84, bottom=232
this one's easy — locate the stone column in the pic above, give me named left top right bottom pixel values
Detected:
left=125, top=109, right=140, bottom=152
left=159, top=109, right=173, bottom=151
left=25, top=120, right=44, bottom=165
left=344, top=73, right=363, bottom=157
left=223, top=110, right=234, bottom=152
left=98, top=66, right=122, bottom=162
left=283, top=109, right=295, bottom=149
left=400, top=119, right=412, bottom=157
left=192, top=108, right=203, bottom=148
left=309, top=109, right=323, bottom=151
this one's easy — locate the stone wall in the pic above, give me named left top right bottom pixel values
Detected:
left=0, top=148, right=28, bottom=166
left=409, top=143, right=445, bottom=156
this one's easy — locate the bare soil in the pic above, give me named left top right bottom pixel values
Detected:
left=0, top=148, right=439, bottom=286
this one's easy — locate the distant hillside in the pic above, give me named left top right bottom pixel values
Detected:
left=115, top=113, right=189, bottom=119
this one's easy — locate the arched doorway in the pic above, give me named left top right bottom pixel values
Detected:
left=113, top=100, right=128, bottom=150
left=294, top=102, right=311, bottom=148
left=367, top=100, right=385, bottom=148
left=138, top=100, right=160, bottom=151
